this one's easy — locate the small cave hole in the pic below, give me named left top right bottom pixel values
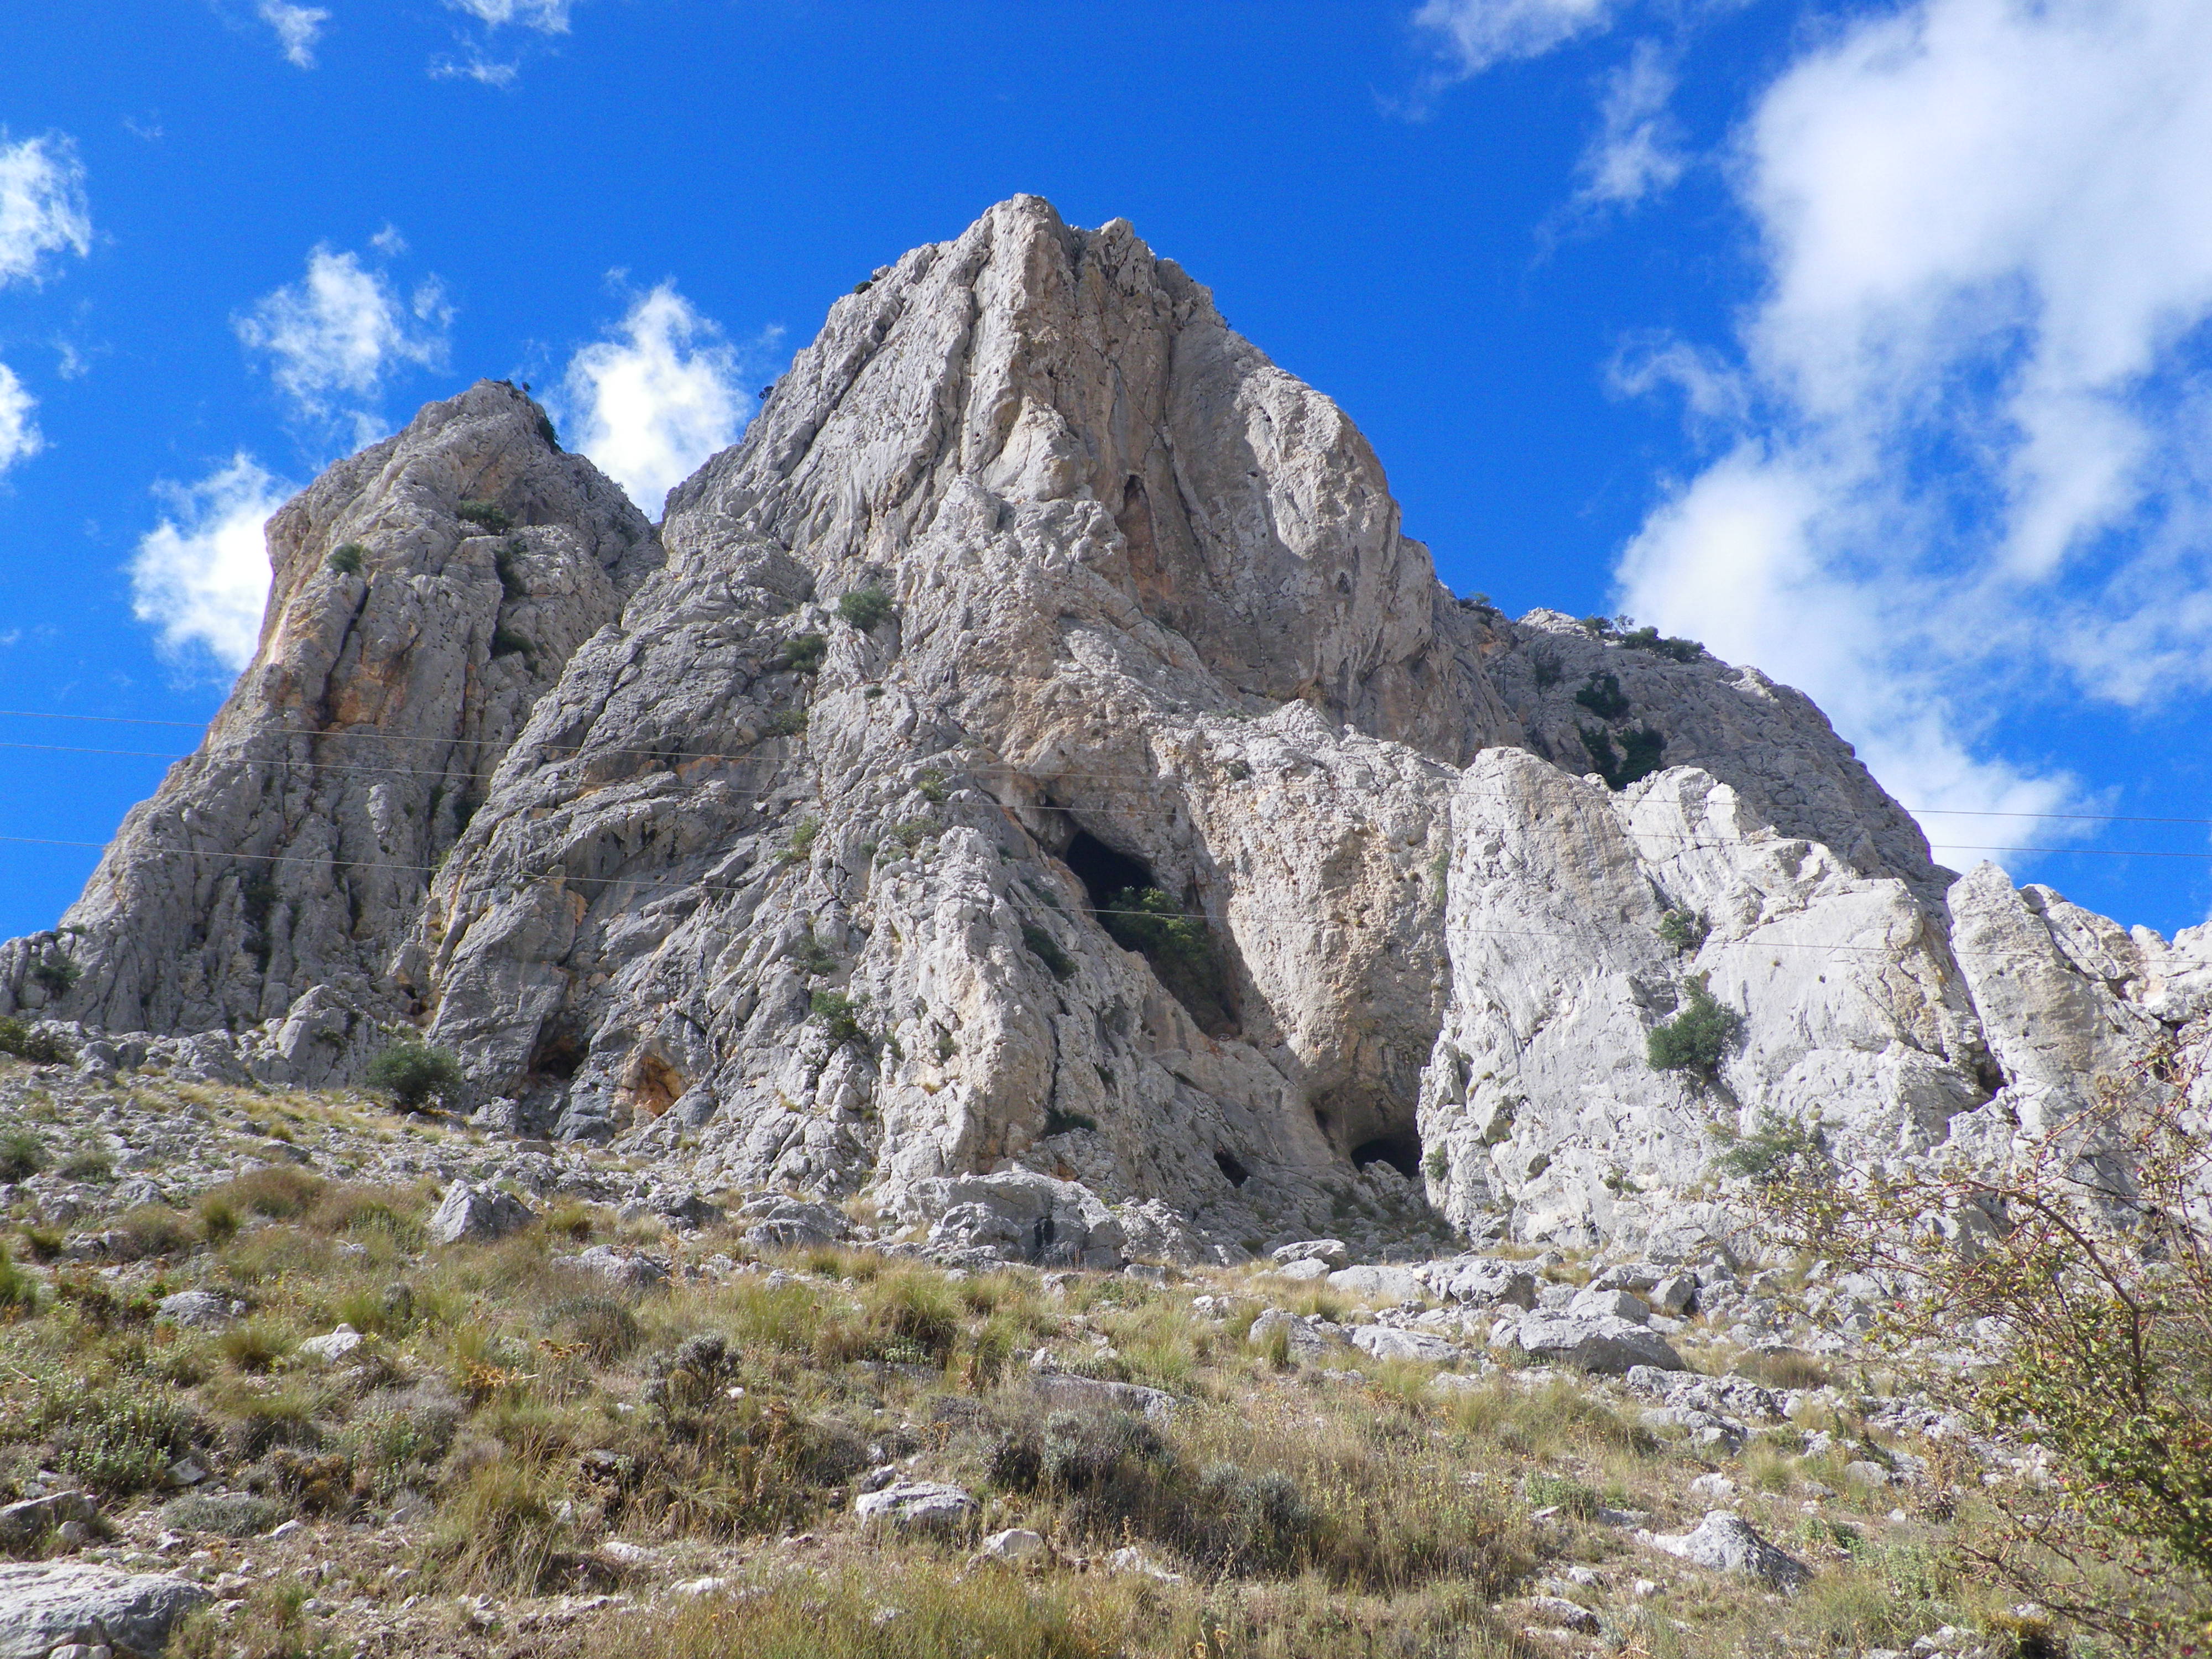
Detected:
left=1352, top=1130, right=1423, bottom=1181
left=1063, top=830, right=1154, bottom=911
left=530, top=1020, right=589, bottom=1083
left=1214, top=1149, right=1251, bottom=1187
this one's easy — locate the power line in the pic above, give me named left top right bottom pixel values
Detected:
left=4, top=706, right=2206, bottom=833
left=0, top=831, right=2177, bottom=959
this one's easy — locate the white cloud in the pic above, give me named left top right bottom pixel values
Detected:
left=556, top=283, right=748, bottom=517
left=429, top=54, right=521, bottom=87
left=0, top=134, right=92, bottom=288
left=0, top=363, right=41, bottom=474
left=1413, top=0, right=1622, bottom=77
left=1574, top=40, right=1684, bottom=207
left=1614, top=0, right=2212, bottom=854
left=444, top=0, right=571, bottom=31
left=235, top=243, right=450, bottom=439
left=130, top=455, right=292, bottom=671
left=257, top=1, right=329, bottom=68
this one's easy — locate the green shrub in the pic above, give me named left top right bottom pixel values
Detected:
left=780, top=817, right=820, bottom=865
left=58, top=1147, right=113, bottom=1182
left=809, top=991, right=869, bottom=1049
left=836, top=586, right=895, bottom=629
left=0, top=1016, right=71, bottom=1065
left=1619, top=624, right=1704, bottom=663
left=455, top=499, right=513, bottom=533
left=1530, top=650, right=1563, bottom=691
left=765, top=706, right=808, bottom=737
left=1579, top=723, right=1667, bottom=790
left=163, top=1491, right=288, bottom=1538
left=0, top=1239, right=38, bottom=1314
left=364, top=1040, right=464, bottom=1109
left=915, top=766, right=948, bottom=803
left=493, top=537, right=529, bottom=600
left=1020, top=923, right=1075, bottom=981
left=790, top=928, right=837, bottom=976
left=114, top=1203, right=192, bottom=1258
left=39, top=1381, right=199, bottom=1496
left=1573, top=670, right=1630, bottom=720
left=327, top=542, right=367, bottom=576
left=1524, top=1472, right=1605, bottom=1517
left=489, top=625, right=535, bottom=663
left=28, top=955, right=80, bottom=997
left=1657, top=909, right=1709, bottom=956
left=1646, top=973, right=1739, bottom=1076
left=1710, top=1112, right=1829, bottom=1186
left=777, top=633, right=827, bottom=674
left=1098, top=888, right=1233, bottom=1032
left=0, top=1128, right=46, bottom=1180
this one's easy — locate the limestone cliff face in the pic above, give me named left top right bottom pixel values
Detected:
left=7, top=198, right=2202, bottom=1256
left=0, top=384, right=657, bottom=1045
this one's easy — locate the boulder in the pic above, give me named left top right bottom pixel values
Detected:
left=1429, top=1258, right=1537, bottom=1309
left=918, top=1171, right=1125, bottom=1269
left=1248, top=1308, right=1334, bottom=1362
left=296, top=1324, right=364, bottom=1364
left=1028, top=1373, right=1176, bottom=1423
left=1512, top=1311, right=1683, bottom=1374
left=1270, top=1239, right=1349, bottom=1268
left=427, top=1182, right=533, bottom=1245
left=154, top=1291, right=238, bottom=1330
left=981, top=1527, right=1047, bottom=1562
left=1569, top=1285, right=1651, bottom=1324
left=1326, top=1265, right=1426, bottom=1306
left=1348, top=1325, right=1463, bottom=1364
left=1272, top=1258, right=1331, bottom=1282
left=0, top=1492, right=96, bottom=1554
left=555, top=1245, right=671, bottom=1292
left=1638, top=1510, right=1810, bottom=1590
left=740, top=1194, right=851, bottom=1253
left=853, top=1481, right=975, bottom=1534
left=0, top=1563, right=207, bottom=1659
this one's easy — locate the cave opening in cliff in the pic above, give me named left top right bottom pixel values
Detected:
left=1352, top=1128, right=1423, bottom=1181
left=1064, top=830, right=1154, bottom=911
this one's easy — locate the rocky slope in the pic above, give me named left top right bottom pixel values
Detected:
left=6, top=195, right=2206, bottom=1258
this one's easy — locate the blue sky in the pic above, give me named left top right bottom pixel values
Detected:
left=4, top=0, right=2212, bottom=939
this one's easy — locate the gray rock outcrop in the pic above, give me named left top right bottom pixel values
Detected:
left=0, top=1562, right=207, bottom=1659
left=7, top=194, right=2205, bottom=1257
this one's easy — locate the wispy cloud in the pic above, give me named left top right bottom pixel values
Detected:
left=555, top=283, right=750, bottom=517
left=444, top=0, right=570, bottom=30
left=1573, top=39, right=1684, bottom=209
left=431, top=0, right=573, bottom=85
left=1613, top=0, right=2212, bottom=854
left=0, top=363, right=41, bottom=476
left=1413, top=0, right=1623, bottom=80
left=129, top=454, right=294, bottom=671
left=256, top=1, right=330, bottom=69
left=0, top=133, right=92, bottom=288
left=234, top=242, right=451, bottom=442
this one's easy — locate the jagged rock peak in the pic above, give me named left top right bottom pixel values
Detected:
left=8, top=199, right=2206, bottom=1263
left=2, top=380, right=659, bottom=1037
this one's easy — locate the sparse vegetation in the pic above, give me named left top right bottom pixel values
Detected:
left=1619, top=624, right=1704, bottom=663
left=1657, top=907, right=1709, bottom=956
left=836, top=586, right=895, bottom=630
left=1579, top=722, right=1666, bottom=789
left=1097, top=886, right=1234, bottom=1034
left=778, top=633, right=828, bottom=674
left=327, top=542, right=367, bottom=577
left=456, top=499, right=513, bottom=533
left=363, top=1039, right=465, bottom=1110
left=1020, top=922, right=1074, bottom=980
left=0, top=1015, right=72, bottom=1065
left=1572, top=670, right=1630, bottom=721
left=809, top=989, right=870, bottom=1048
left=1710, top=1110, right=1830, bottom=1187
left=781, top=817, right=821, bottom=865
left=28, top=953, right=81, bottom=997
left=494, top=537, right=530, bottom=600
left=1646, top=972, right=1740, bottom=1076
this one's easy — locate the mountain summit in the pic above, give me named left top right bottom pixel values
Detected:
left=7, top=196, right=2204, bottom=1259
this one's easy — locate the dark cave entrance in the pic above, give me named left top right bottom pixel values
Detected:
left=1063, top=830, right=1155, bottom=911
left=1352, top=1128, right=1425, bottom=1181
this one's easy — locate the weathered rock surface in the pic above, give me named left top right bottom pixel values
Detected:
left=0, top=1562, right=206, bottom=1659
left=7, top=194, right=2207, bottom=1255
left=1511, top=1310, right=1684, bottom=1374
left=853, top=1480, right=975, bottom=1533
left=427, top=1181, right=534, bottom=1245
left=1638, top=1510, right=1811, bottom=1590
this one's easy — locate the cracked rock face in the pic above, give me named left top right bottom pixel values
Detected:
left=8, top=195, right=2208, bottom=1257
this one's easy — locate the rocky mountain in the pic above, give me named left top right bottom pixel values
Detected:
left=7, top=195, right=2206, bottom=1260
